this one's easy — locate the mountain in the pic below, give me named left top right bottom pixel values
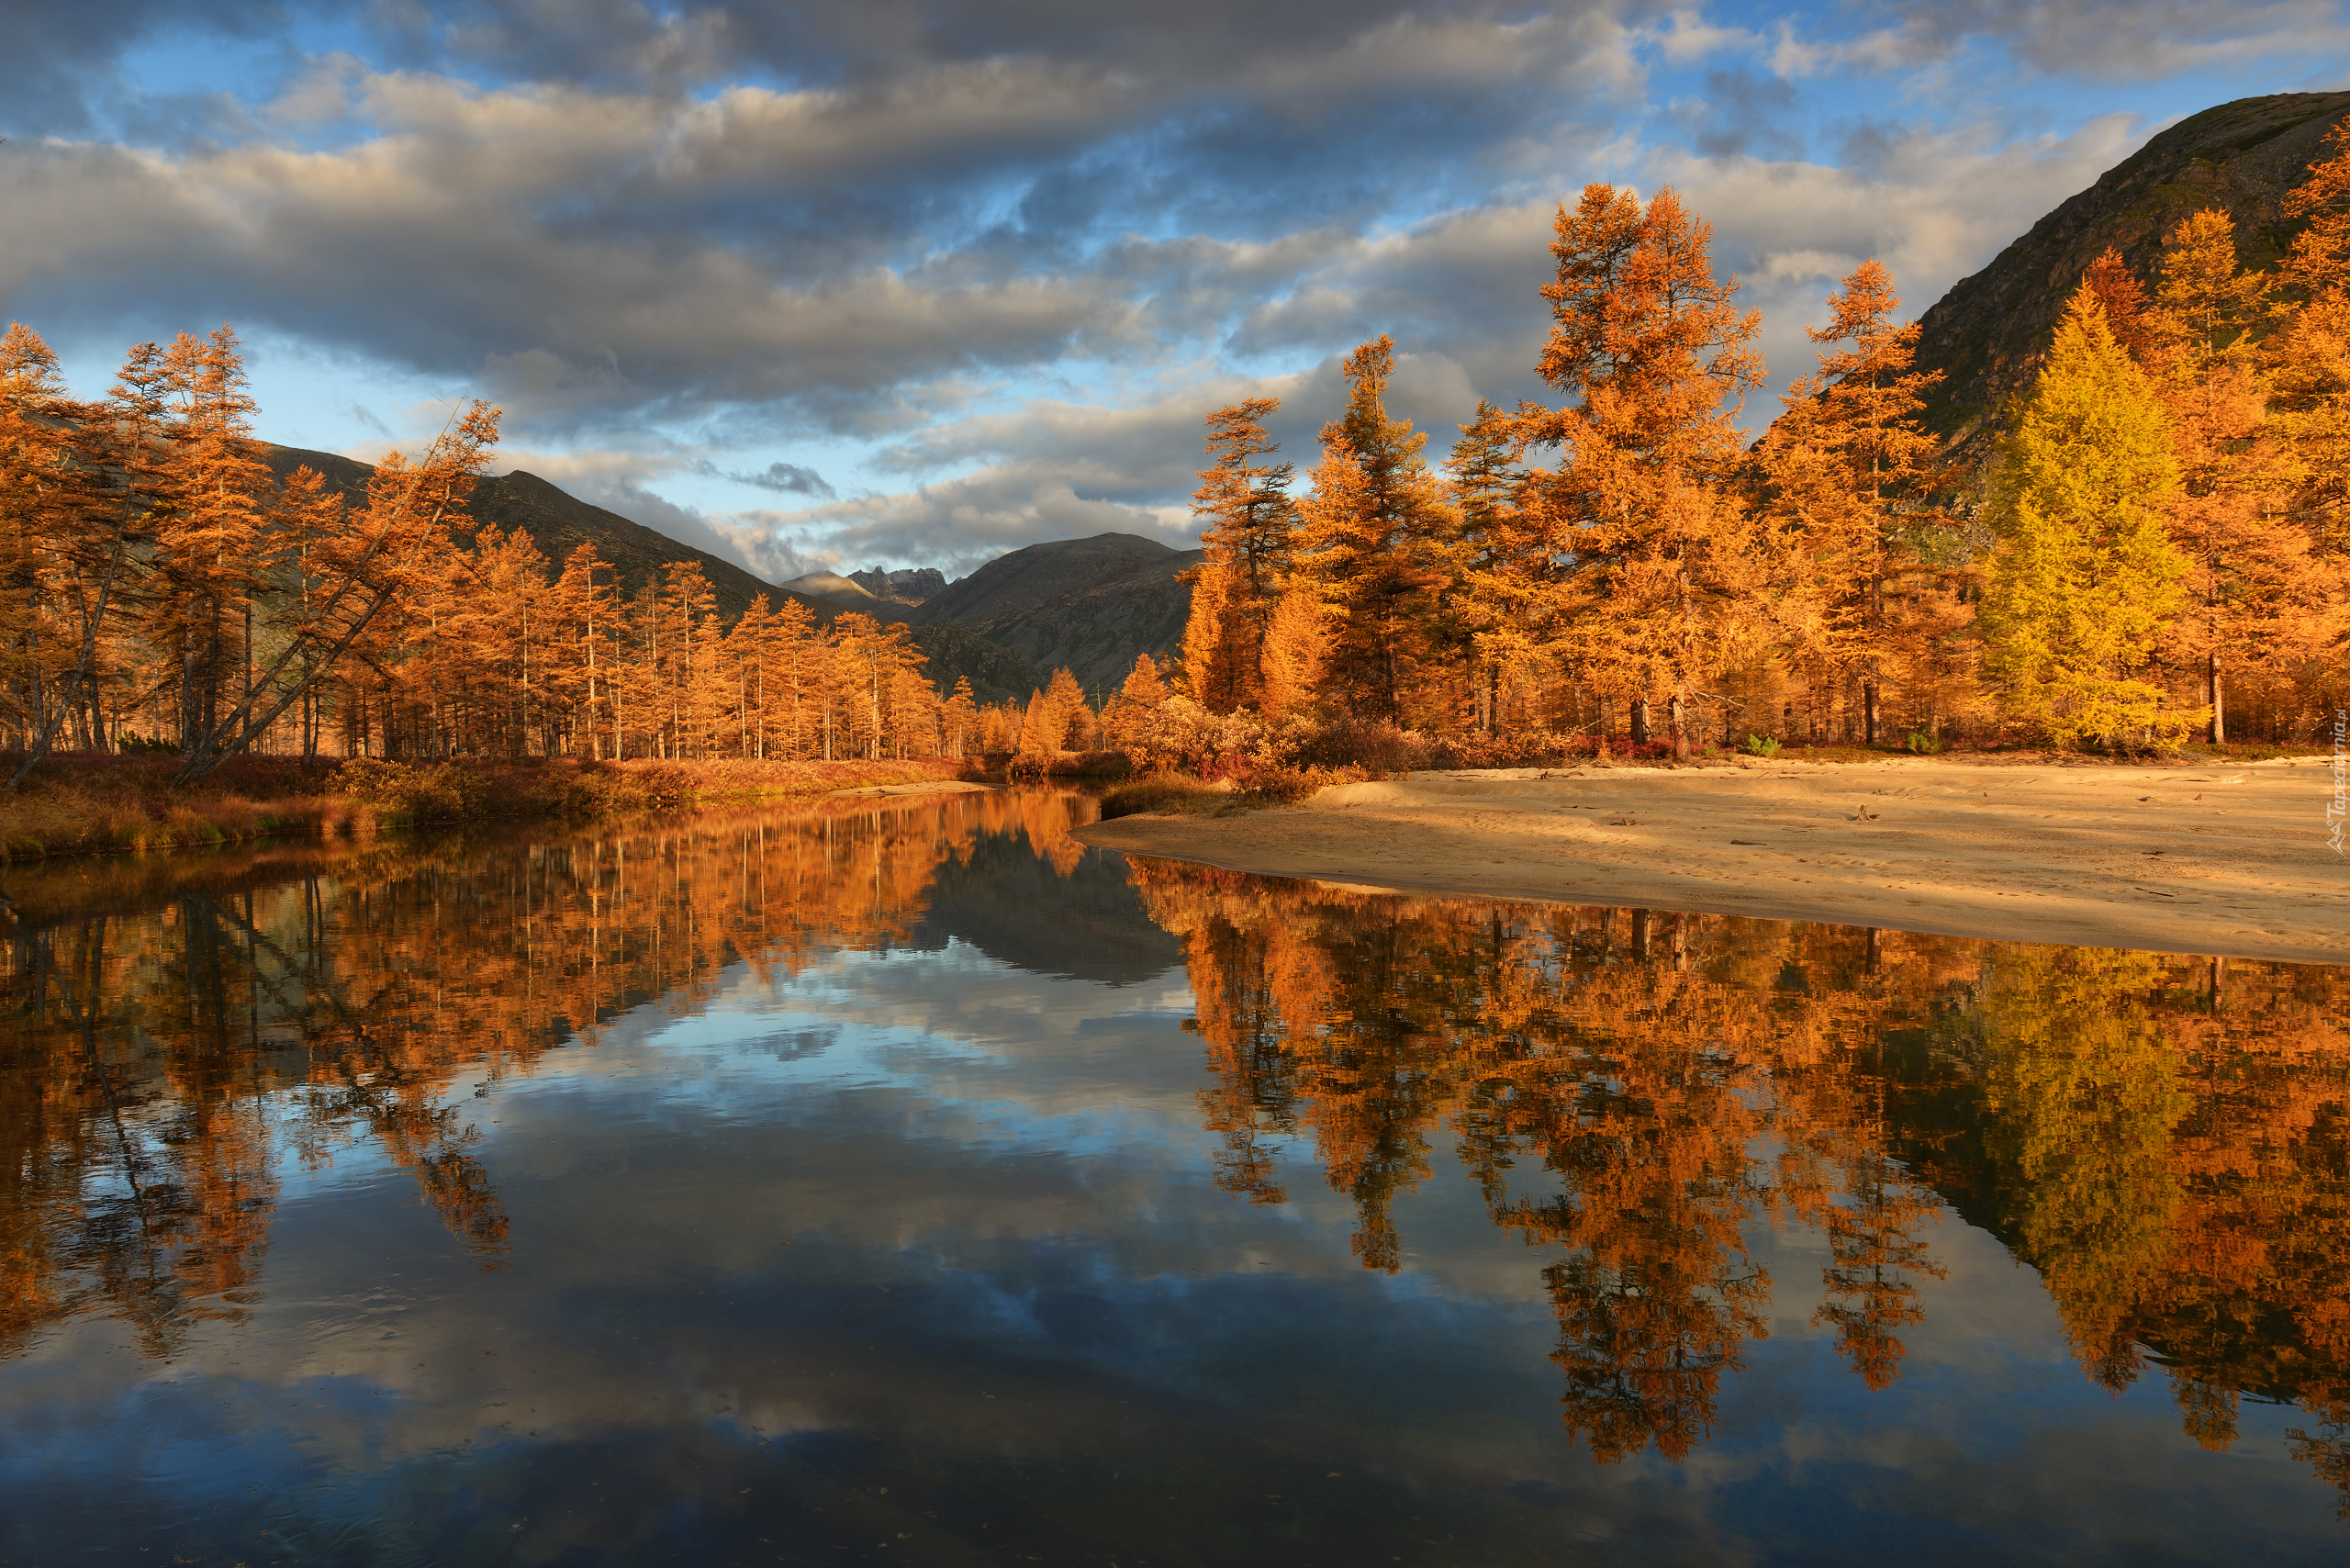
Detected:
left=1912, top=91, right=2350, bottom=468
left=907, top=625, right=1040, bottom=705
left=910, top=532, right=1203, bottom=694
left=262, top=444, right=834, bottom=622
left=263, top=444, right=1041, bottom=702
left=849, top=566, right=946, bottom=605
left=780, top=569, right=884, bottom=605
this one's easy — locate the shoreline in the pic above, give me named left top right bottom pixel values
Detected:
left=0, top=755, right=988, bottom=868
left=1075, top=756, right=2350, bottom=966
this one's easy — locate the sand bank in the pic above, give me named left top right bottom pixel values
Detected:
left=1076, top=756, right=2348, bottom=964
left=824, top=779, right=993, bottom=800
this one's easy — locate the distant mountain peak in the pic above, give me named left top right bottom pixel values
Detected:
left=849, top=566, right=946, bottom=606
left=910, top=532, right=1203, bottom=692
left=780, top=570, right=882, bottom=605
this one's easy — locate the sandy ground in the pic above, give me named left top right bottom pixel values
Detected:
left=1075, top=756, right=2350, bottom=964
left=823, top=779, right=993, bottom=799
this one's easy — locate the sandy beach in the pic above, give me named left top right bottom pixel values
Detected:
left=1076, top=756, right=2350, bottom=964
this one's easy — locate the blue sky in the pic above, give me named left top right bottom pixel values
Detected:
left=5, top=1, right=2345, bottom=581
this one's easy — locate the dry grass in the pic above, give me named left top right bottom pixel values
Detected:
left=1098, top=764, right=1367, bottom=821
left=0, top=753, right=982, bottom=866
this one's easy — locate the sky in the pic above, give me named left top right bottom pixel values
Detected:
left=4, top=1, right=2347, bottom=584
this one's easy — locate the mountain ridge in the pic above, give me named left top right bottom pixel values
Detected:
left=908, top=532, right=1203, bottom=693
left=262, top=444, right=1042, bottom=702
left=1909, top=90, right=2350, bottom=469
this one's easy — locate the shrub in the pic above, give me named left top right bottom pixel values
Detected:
left=1740, top=734, right=1783, bottom=757
left=1905, top=729, right=1943, bottom=755
left=1287, top=718, right=1435, bottom=775
left=1099, top=773, right=1235, bottom=819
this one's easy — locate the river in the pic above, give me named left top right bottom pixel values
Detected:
left=1, top=788, right=2343, bottom=1565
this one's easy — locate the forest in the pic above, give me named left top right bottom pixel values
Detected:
left=6, top=127, right=2349, bottom=792
left=1152, top=128, right=2350, bottom=762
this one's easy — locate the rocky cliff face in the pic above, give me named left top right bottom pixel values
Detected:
left=1911, top=91, right=2350, bottom=469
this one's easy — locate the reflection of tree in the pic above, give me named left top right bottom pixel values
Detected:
left=1811, top=1146, right=1946, bottom=1392
left=0, top=788, right=1102, bottom=1358
left=1136, top=859, right=2350, bottom=1495
left=1476, top=1016, right=1773, bottom=1462
left=1977, top=946, right=2190, bottom=1388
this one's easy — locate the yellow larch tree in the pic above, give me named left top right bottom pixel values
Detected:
left=2146, top=210, right=2344, bottom=743
left=1979, top=287, right=2191, bottom=746
left=1179, top=398, right=1296, bottom=711
left=1292, top=335, right=1455, bottom=727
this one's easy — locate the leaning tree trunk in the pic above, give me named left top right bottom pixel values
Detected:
left=172, top=404, right=495, bottom=785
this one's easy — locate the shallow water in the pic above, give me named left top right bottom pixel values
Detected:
left=1, top=788, right=2344, bottom=1567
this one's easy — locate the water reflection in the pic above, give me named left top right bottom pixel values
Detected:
left=1, top=790, right=1103, bottom=1359
left=0, top=793, right=2345, bottom=1564
left=1132, top=861, right=2350, bottom=1496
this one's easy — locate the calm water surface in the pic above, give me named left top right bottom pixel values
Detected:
left=2, top=788, right=2344, bottom=1566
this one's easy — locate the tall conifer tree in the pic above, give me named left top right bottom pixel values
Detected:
left=1292, top=336, right=1453, bottom=725
left=1752, top=259, right=1953, bottom=745
left=1980, top=287, right=2190, bottom=747
left=1513, top=185, right=1772, bottom=758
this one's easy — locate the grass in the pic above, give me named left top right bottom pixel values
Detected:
left=0, top=753, right=984, bottom=866
left=1099, top=774, right=1242, bottom=820
left=1098, top=765, right=1366, bottom=820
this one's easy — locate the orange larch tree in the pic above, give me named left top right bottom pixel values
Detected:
left=1511, top=185, right=1774, bottom=759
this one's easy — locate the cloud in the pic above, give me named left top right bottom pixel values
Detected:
left=1864, top=0, right=2350, bottom=80
left=735, top=463, right=1194, bottom=577
left=722, top=460, right=835, bottom=498
left=1690, top=66, right=1802, bottom=160
left=6, top=0, right=2339, bottom=581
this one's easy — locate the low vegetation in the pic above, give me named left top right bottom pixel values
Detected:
left=0, top=754, right=976, bottom=864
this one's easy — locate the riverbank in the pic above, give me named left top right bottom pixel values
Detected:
left=1075, top=756, right=2350, bottom=965
left=0, top=754, right=984, bottom=864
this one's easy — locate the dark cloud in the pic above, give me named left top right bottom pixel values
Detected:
left=0, top=0, right=289, bottom=135
left=1693, top=65, right=1801, bottom=160
left=1854, top=0, right=2348, bottom=79
left=723, top=459, right=835, bottom=498
left=0, top=2, right=1660, bottom=445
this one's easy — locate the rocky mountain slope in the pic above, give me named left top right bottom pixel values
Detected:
left=850, top=566, right=945, bottom=605
left=907, top=532, right=1203, bottom=694
left=1912, top=90, right=2350, bottom=468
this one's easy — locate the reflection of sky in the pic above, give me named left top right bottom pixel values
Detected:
left=3, top=904, right=2343, bottom=1564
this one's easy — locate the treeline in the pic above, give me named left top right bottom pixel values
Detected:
left=0, top=329, right=990, bottom=785
left=1143, top=138, right=2350, bottom=759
